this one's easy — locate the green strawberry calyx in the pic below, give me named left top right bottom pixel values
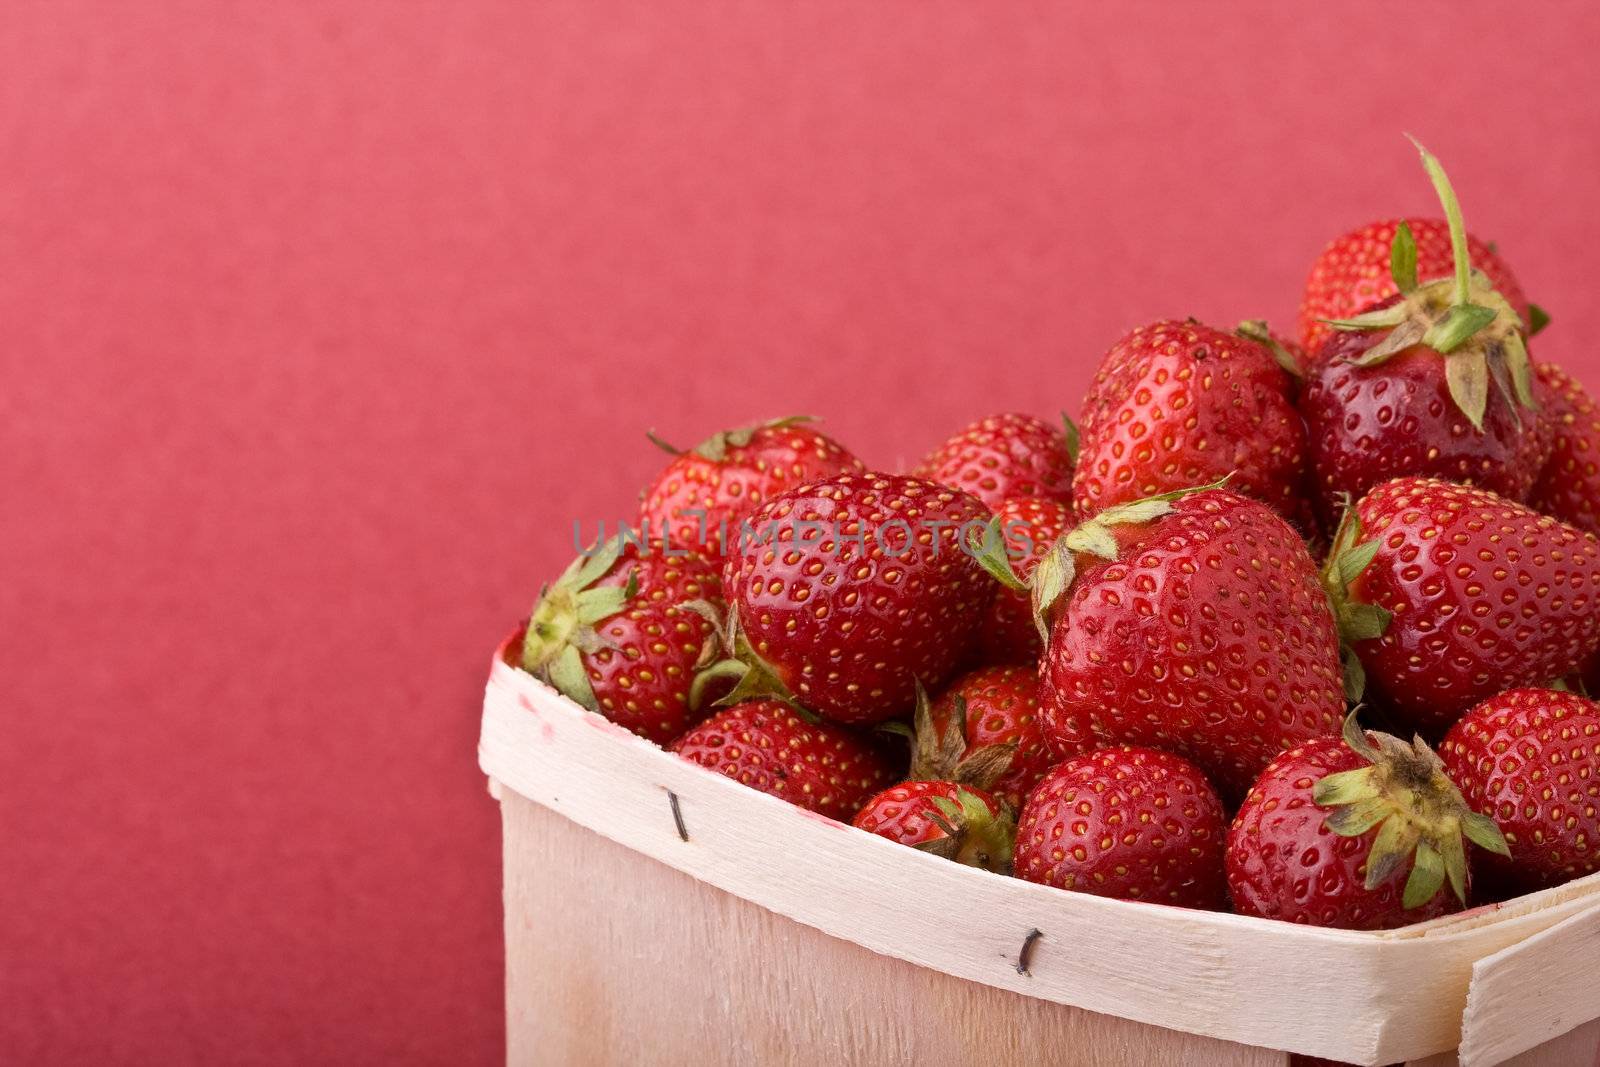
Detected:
left=1318, top=138, right=1536, bottom=433
left=904, top=683, right=1018, bottom=789
left=971, top=476, right=1232, bottom=644
left=916, top=786, right=1018, bottom=875
left=685, top=601, right=820, bottom=721
left=1314, top=712, right=1510, bottom=910
left=521, top=536, right=636, bottom=712
left=1319, top=506, right=1394, bottom=701
left=646, top=415, right=819, bottom=463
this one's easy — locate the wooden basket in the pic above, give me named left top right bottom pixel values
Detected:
left=478, top=641, right=1600, bottom=1066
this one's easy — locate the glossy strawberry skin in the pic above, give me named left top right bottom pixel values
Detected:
left=913, top=412, right=1075, bottom=511
left=1439, top=688, right=1600, bottom=893
left=670, top=701, right=895, bottom=819
left=1297, top=217, right=1529, bottom=356
left=1039, top=491, right=1346, bottom=797
left=930, top=665, right=1053, bottom=808
left=723, top=473, right=994, bottom=724
left=1227, top=737, right=1463, bottom=929
left=1073, top=321, right=1310, bottom=524
left=1347, top=478, right=1600, bottom=734
left=1300, top=322, right=1553, bottom=526
left=592, top=541, right=722, bottom=605
left=980, top=496, right=1073, bottom=664
left=1531, top=363, right=1600, bottom=535
left=1014, top=747, right=1227, bottom=909
left=640, top=424, right=863, bottom=555
left=853, top=780, right=1005, bottom=846
left=569, top=544, right=724, bottom=744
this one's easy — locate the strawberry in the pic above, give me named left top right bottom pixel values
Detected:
left=1013, top=746, right=1227, bottom=909
left=1531, top=363, right=1600, bottom=535
left=1071, top=319, right=1310, bottom=524
left=1227, top=715, right=1508, bottom=930
left=977, top=496, right=1073, bottom=664
left=670, top=700, right=895, bottom=819
left=1321, top=477, right=1600, bottom=735
left=520, top=538, right=724, bottom=744
left=982, top=486, right=1345, bottom=797
left=851, top=684, right=1020, bottom=871
left=640, top=416, right=864, bottom=554
left=1298, top=217, right=1532, bottom=358
left=1297, top=143, right=1550, bottom=523
left=912, top=412, right=1077, bottom=511
left=929, top=664, right=1053, bottom=808
left=853, top=782, right=1014, bottom=872
left=1440, top=688, right=1600, bottom=893
left=706, top=472, right=994, bottom=724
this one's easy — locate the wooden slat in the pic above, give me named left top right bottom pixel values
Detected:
left=501, top=788, right=1289, bottom=1067
left=480, top=653, right=1600, bottom=1066
left=1456, top=903, right=1600, bottom=1067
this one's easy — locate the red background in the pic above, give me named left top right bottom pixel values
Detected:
left=6, top=3, right=1600, bottom=1063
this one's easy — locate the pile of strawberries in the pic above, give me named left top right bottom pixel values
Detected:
left=518, top=142, right=1600, bottom=931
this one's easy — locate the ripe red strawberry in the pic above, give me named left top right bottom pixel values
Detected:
left=853, top=783, right=1015, bottom=873
left=521, top=538, right=724, bottom=744
left=1297, top=144, right=1549, bottom=524
left=1227, top=717, right=1507, bottom=930
left=1322, top=477, right=1600, bottom=735
left=929, top=665, right=1053, bottom=808
left=977, top=496, right=1073, bottom=663
left=1014, top=746, right=1227, bottom=909
left=1298, top=219, right=1531, bottom=358
left=1071, top=319, right=1310, bottom=524
left=1439, top=688, right=1600, bottom=893
left=912, top=412, right=1077, bottom=511
left=708, top=472, right=994, bottom=724
left=853, top=682, right=1018, bottom=870
left=1531, top=363, right=1600, bottom=535
left=853, top=782, right=1012, bottom=862
left=640, top=416, right=864, bottom=554
left=992, top=486, right=1345, bottom=797
left=1301, top=320, right=1553, bottom=525
left=670, top=700, right=895, bottom=819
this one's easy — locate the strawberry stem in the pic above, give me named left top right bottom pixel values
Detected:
left=1407, top=136, right=1471, bottom=308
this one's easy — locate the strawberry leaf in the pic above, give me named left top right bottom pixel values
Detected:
left=1390, top=221, right=1419, bottom=294
left=1364, top=814, right=1419, bottom=889
left=1322, top=304, right=1410, bottom=332
left=1462, top=811, right=1512, bottom=857
left=1347, top=319, right=1427, bottom=367
left=1423, top=303, right=1498, bottom=354
left=1060, top=412, right=1081, bottom=465
left=645, top=429, right=684, bottom=456
left=970, top=517, right=1029, bottom=593
left=1029, top=542, right=1076, bottom=646
left=548, top=645, right=600, bottom=712
left=1237, top=320, right=1303, bottom=380
left=1444, top=348, right=1490, bottom=431
left=1527, top=303, right=1551, bottom=336
left=1325, top=797, right=1390, bottom=837
left=1402, top=838, right=1447, bottom=909
left=1341, top=647, right=1368, bottom=702
left=1312, top=768, right=1381, bottom=806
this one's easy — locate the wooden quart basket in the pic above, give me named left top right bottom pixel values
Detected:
left=479, top=641, right=1600, bottom=1066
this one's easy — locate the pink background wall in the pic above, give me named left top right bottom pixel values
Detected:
left=6, top=3, right=1600, bottom=1063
